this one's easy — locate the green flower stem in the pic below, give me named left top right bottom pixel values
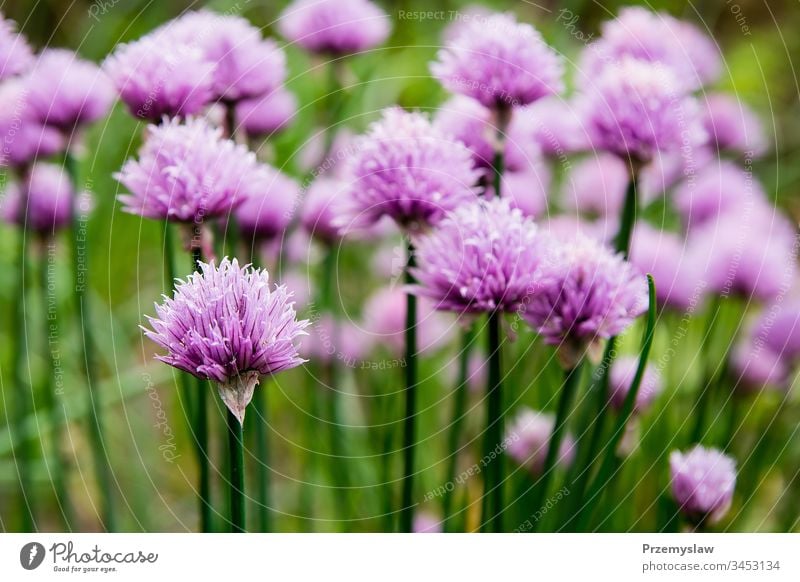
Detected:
left=481, top=309, right=504, bottom=532
left=65, top=151, right=115, bottom=531
left=442, top=326, right=475, bottom=531
left=226, top=408, right=246, bottom=532
left=399, top=240, right=418, bottom=532
left=530, top=360, right=584, bottom=532
left=576, top=275, right=657, bottom=531
left=614, top=164, right=640, bottom=257
left=492, top=105, right=511, bottom=198
left=690, top=296, right=724, bottom=444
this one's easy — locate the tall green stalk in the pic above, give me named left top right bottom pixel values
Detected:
left=65, top=151, right=115, bottom=531
left=399, top=241, right=417, bottom=532
left=481, top=310, right=504, bottom=532
left=252, top=386, right=271, bottom=532
left=614, top=164, right=640, bottom=258
left=227, top=409, right=245, bottom=532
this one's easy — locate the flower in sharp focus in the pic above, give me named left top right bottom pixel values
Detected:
left=278, top=0, right=391, bottom=56
left=430, top=12, right=563, bottom=110
left=669, top=446, right=736, bottom=525
left=1, top=163, right=91, bottom=233
left=235, top=166, right=300, bottom=243
left=583, top=57, right=705, bottom=165
left=702, top=93, right=767, bottom=157
left=103, top=32, right=216, bottom=121
left=27, top=49, right=114, bottom=131
left=0, top=80, right=64, bottom=168
left=346, top=107, right=479, bottom=230
left=506, top=407, right=575, bottom=475
left=115, top=117, right=263, bottom=223
left=411, top=198, right=546, bottom=314
left=608, top=356, right=663, bottom=413
left=523, top=234, right=648, bottom=365
left=167, top=11, right=287, bottom=103
left=236, top=88, right=298, bottom=138
left=144, top=258, right=309, bottom=423
left=0, top=13, right=33, bottom=79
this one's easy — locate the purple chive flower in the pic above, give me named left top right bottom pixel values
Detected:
left=445, top=350, right=489, bottom=394
left=669, top=446, right=736, bottom=525
left=506, top=407, right=575, bottom=475
left=674, top=161, right=761, bottom=229
left=639, top=146, right=714, bottom=200
left=115, top=117, right=262, bottom=223
left=500, top=168, right=549, bottom=218
left=0, top=13, right=33, bottom=79
left=1, top=163, right=90, bottom=233
left=562, top=153, right=629, bottom=217
left=27, top=49, right=114, bottom=131
left=751, top=302, right=800, bottom=366
left=234, top=166, right=300, bottom=243
left=346, top=107, right=479, bottom=230
left=541, top=215, right=616, bottom=246
left=167, top=11, right=286, bottom=103
left=702, top=93, right=767, bottom=157
left=299, top=314, right=366, bottom=366
left=362, top=286, right=452, bottom=356
left=608, top=356, right=663, bottom=413
left=412, top=512, right=443, bottom=533
left=278, top=0, right=390, bottom=56
left=411, top=198, right=546, bottom=314
left=0, top=80, right=64, bottom=168
left=629, top=225, right=704, bottom=312
left=513, top=97, right=591, bottom=157
left=731, top=340, right=789, bottom=393
left=236, top=88, right=297, bottom=137
left=301, top=177, right=351, bottom=244
left=580, top=7, right=721, bottom=91
left=103, top=32, right=216, bottom=121
left=431, top=12, right=563, bottom=110
left=524, top=234, right=648, bottom=364
left=144, top=257, right=309, bottom=423
left=583, top=57, right=705, bottom=164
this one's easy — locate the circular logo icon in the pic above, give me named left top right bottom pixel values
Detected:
left=20, top=542, right=45, bottom=570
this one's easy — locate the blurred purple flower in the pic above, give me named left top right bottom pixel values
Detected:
left=412, top=512, right=443, bottom=533
left=431, top=12, right=563, bottom=110
left=235, top=166, right=300, bottom=243
left=0, top=79, right=64, bottom=168
left=608, top=356, right=662, bottom=413
left=731, top=340, right=790, bottom=393
left=669, top=445, right=736, bottom=524
left=506, top=407, right=575, bottom=475
left=115, top=117, right=262, bottom=223
left=0, top=13, right=33, bottom=79
left=279, top=0, right=390, bottom=56
left=144, top=257, right=308, bottom=423
left=301, top=177, right=350, bottom=244
left=702, top=93, right=767, bottom=157
left=236, top=88, right=297, bottom=137
left=499, top=168, right=549, bottom=219
left=513, top=97, right=591, bottom=157
left=562, top=153, right=629, bottom=217
left=675, top=161, right=761, bottom=229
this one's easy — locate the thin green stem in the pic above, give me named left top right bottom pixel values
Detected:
left=442, top=327, right=474, bottom=531
left=481, top=310, right=504, bottom=532
left=227, top=409, right=245, bottom=532
left=65, top=151, right=115, bottom=531
left=530, top=361, right=584, bottom=532
left=690, top=297, right=723, bottom=444
left=491, top=106, right=510, bottom=198
left=613, top=166, right=639, bottom=258
left=399, top=241, right=417, bottom=532
left=251, top=387, right=271, bottom=532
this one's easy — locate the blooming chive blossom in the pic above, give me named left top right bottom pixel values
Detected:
left=103, top=33, right=216, bottom=121
left=506, top=408, right=575, bottom=475
left=669, top=446, right=736, bottom=524
left=608, top=356, right=663, bottom=413
left=236, top=88, right=297, bottom=137
left=731, top=341, right=790, bottom=392
left=411, top=198, right=546, bottom=313
left=513, top=97, right=591, bottom=156
left=752, top=302, right=800, bottom=365
left=702, top=93, right=767, bottom=157
left=0, top=80, right=64, bottom=167
left=347, top=107, right=479, bottom=229
left=562, top=153, right=629, bottom=217
left=583, top=57, right=705, bottom=164
left=27, top=49, right=115, bottom=131
left=524, top=234, right=648, bottom=362
left=144, top=258, right=309, bottom=423
left=167, top=11, right=287, bottom=103
left=235, top=167, right=300, bottom=243
left=0, top=13, right=33, bottom=79
left=301, top=177, right=350, bottom=244
left=431, top=12, right=563, bottom=110
left=115, top=117, right=263, bottom=223
left=278, top=0, right=391, bottom=56
left=1, top=163, right=90, bottom=233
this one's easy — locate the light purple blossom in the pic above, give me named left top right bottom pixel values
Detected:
left=751, top=301, right=800, bottom=367
left=702, top=93, right=767, bottom=157
left=103, top=31, right=216, bottom=121
left=669, top=446, right=736, bottom=524
left=235, top=166, right=300, bottom=242
left=144, top=257, right=309, bottom=423
left=301, top=177, right=350, bottom=244
left=506, top=407, right=575, bottom=475
left=0, top=13, right=33, bottom=79
left=609, top=356, right=663, bottom=413
left=27, top=49, right=115, bottom=131
left=675, top=161, right=761, bottom=229
left=236, top=88, right=297, bottom=137
left=731, top=340, right=790, bottom=393
left=412, top=512, right=443, bottom=533
left=0, top=79, right=64, bottom=167
left=279, top=0, right=391, bottom=56
left=346, top=107, right=479, bottom=230
left=411, top=198, right=546, bottom=314
left=512, top=97, right=591, bottom=156
left=562, top=153, right=629, bottom=217
left=499, top=168, right=549, bottom=219
left=431, top=12, right=563, bottom=110
left=115, top=117, right=263, bottom=223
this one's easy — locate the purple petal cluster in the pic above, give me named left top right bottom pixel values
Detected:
left=675, top=161, right=761, bottom=229
left=115, top=117, right=262, bottom=223
left=702, top=93, right=767, bottom=157
left=0, top=13, right=33, bottom=79
left=347, top=107, right=479, bottom=229
left=506, top=407, right=575, bottom=475
left=0, top=79, right=64, bottom=167
left=411, top=198, right=545, bottom=313
left=669, top=446, right=736, bottom=524
left=513, top=97, right=591, bottom=157
left=144, top=257, right=309, bottom=423
left=235, top=166, right=300, bottom=242
left=301, top=177, right=350, bottom=244
left=608, top=356, right=663, bottom=413
left=27, top=49, right=114, bottom=131
left=562, top=153, right=629, bottom=217
left=431, top=12, right=563, bottom=110
left=278, top=0, right=390, bottom=56
left=236, top=88, right=297, bottom=137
